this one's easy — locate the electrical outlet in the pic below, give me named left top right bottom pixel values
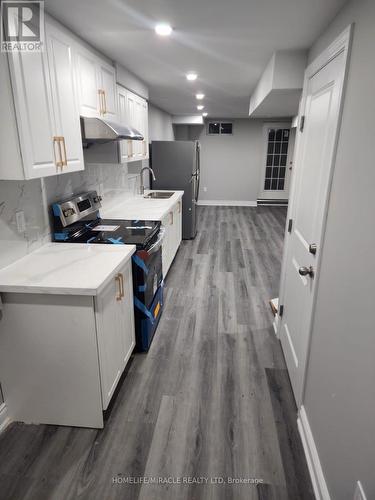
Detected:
left=203, top=186, right=207, bottom=192
left=354, top=481, right=367, bottom=500
left=15, top=210, right=26, bottom=233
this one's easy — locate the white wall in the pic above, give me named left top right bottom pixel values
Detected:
left=148, top=104, right=175, bottom=142
left=115, top=63, right=149, bottom=100
left=0, top=164, right=140, bottom=270
left=175, top=119, right=266, bottom=204
left=302, top=1, right=375, bottom=499
left=249, top=51, right=307, bottom=118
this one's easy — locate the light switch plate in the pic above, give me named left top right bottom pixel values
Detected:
left=354, top=481, right=367, bottom=500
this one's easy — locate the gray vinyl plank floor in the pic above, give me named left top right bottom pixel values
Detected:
left=0, top=206, right=314, bottom=500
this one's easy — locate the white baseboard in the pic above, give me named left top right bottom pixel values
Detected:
left=196, top=200, right=257, bottom=207
left=0, top=403, right=11, bottom=434
left=298, top=405, right=331, bottom=500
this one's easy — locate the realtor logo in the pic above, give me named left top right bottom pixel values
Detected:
left=1, top=1, right=44, bottom=52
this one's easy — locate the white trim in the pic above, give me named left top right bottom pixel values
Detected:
left=307, top=25, right=353, bottom=78
left=197, top=200, right=257, bottom=207
left=0, top=403, right=11, bottom=434
left=257, top=202, right=287, bottom=207
left=298, top=406, right=331, bottom=500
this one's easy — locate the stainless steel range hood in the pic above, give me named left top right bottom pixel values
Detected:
left=80, top=116, right=143, bottom=145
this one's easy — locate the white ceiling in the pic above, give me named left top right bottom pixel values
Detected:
left=45, top=0, right=347, bottom=118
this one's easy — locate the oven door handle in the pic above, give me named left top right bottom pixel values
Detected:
left=147, top=227, right=166, bottom=255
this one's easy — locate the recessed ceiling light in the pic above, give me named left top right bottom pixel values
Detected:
left=197, top=105, right=204, bottom=110
left=202, top=112, right=208, bottom=117
left=196, top=93, right=205, bottom=100
left=186, top=72, right=198, bottom=81
left=155, top=23, right=173, bottom=36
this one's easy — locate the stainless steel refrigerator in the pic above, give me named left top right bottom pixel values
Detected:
left=151, top=141, right=200, bottom=239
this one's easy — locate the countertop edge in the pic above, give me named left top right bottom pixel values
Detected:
left=0, top=244, right=136, bottom=296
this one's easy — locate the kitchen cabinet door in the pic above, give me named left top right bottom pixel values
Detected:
left=95, top=272, right=124, bottom=410
left=134, top=97, right=144, bottom=160
left=99, top=63, right=117, bottom=120
left=46, top=23, right=84, bottom=173
left=118, top=86, right=132, bottom=162
left=126, top=91, right=138, bottom=162
left=140, top=99, right=149, bottom=160
left=117, top=260, right=136, bottom=369
left=6, top=42, right=58, bottom=179
left=161, top=213, right=170, bottom=277
left=75, top=49, right=100, bottom=117
left=175, top=200, right=183, bottom=248
left=171, top=201, right=182, bottom=262
left=161, top=210, right=175, bottom=276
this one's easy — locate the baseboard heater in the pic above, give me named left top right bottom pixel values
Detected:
left=257, top=199, right=288, bottom=206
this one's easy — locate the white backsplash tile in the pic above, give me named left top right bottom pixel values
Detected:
left=0, top=162, right=142, bottom=270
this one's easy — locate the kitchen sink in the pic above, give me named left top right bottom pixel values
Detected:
left=144, top=191, right=175, bottom=199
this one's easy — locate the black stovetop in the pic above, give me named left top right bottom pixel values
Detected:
left=56, top=218, right=161, bottom=249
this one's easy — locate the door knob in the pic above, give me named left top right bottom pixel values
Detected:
left=299, top=266, right=314, bottom=278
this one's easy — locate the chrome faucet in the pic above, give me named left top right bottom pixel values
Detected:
left=139, top=166, right=156, bottom=195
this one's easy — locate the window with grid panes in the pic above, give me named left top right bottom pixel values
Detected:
left=264, top=128, right=290, bottom=190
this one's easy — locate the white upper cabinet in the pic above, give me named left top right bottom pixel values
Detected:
left=46, top=22, right=84, bottom=173
left=0, top=18, right=84, bottom=180
left=98, top=63, right=118, bottom=120
left=75, top=49, right=100, bottom=118
left=118, top=85, right=132, bottom=162
left=4, top=46, right=58, bottom=179
left=117, top=85, right=149, bottom=163
left=75, top=49, right=117, bottom=120
left=0, top=13, right=143, bottom=179
left=141, top=99, right=149, bottom=160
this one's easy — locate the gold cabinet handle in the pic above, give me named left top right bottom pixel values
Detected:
left=61, top=136, right=67, bottom=166
left=127, top=139, right=133, bottom=158
left=98, top=89, right=101, bottom=115
left=169, top=211, right=173, bottom=225
left=53, top=136, right=63, bottom=169
left=98, top=89, right=104, bottom=115
left=115, top=274, right=122, bottom=301
left=103, top=90, right=107, bottom=115
left=119, top=272, right=124, bottom=298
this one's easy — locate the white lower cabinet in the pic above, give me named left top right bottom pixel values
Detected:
left=162, top=200, right=183, bottom=277
left=95, top=260, right=135, bottom=409
left=0, top=259, right=135, bottom=428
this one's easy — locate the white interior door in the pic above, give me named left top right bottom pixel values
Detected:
left=259, top=123, right=294, bottom=200
left=279, top=27, right=352, bottom=405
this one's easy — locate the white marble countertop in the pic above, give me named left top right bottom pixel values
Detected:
left=0, top=243, right=135, bottom=296
left=100, top=190, right=184, bottom=221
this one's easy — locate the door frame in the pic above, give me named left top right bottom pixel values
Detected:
left=258, top=121, right=293, bottom=200
left=276, top=24, right=354, bottom=406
